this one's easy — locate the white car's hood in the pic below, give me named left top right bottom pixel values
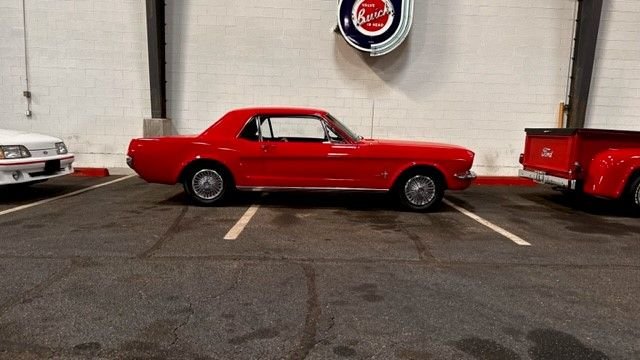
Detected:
left=0, top=129, right=62, bottom=150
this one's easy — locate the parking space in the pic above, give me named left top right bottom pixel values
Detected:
left=1, top=176, right=639, bottom=359
left=0, top=176, right=116, bottom=213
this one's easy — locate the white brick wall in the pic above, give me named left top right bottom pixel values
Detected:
left=166, top=0, right=577, bottom=176
left=587, top=0, right=640, bottom=130
left=1, top=1, right=637, bottom=174
left=0, top=0, right=149, bottom=168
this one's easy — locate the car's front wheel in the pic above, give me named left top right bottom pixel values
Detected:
left=183, top=166, right=229, bottom=206
left=396, top=170, right=445, bottom=212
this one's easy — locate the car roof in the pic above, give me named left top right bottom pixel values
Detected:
left=229, top=107, right=329, bottom=116
left=199, top=106, right=331, bottom=139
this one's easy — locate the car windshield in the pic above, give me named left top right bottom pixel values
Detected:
left=326, top=114, right=362, bottom=142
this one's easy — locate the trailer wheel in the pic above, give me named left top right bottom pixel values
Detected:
left=628, top=176, right=640, bottom=211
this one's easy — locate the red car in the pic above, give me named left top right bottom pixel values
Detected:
left=127, top=107, right=476, bottom=211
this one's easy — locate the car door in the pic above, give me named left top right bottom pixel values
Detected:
left=258, top=115, right=357, bottom=188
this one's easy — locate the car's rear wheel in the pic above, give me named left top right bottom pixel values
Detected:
left=183, top=166, right=229, bottom=206
left=627, top=175, right=640, bottom=211
left=396, top=170, right=445, bottom=212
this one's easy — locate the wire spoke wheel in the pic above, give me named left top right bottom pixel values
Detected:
left=635, top=183, right=640, bottom=206
left=404, top=175, right=437, bottom=207
left=191, top=169, right=224, bottom=201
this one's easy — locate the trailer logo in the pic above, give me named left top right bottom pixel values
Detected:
left=541, top=148, right=554, bottom=158
left=338, top=0, right=414, bottom=56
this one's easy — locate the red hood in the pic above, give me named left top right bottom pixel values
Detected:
left=361, top=139, right=475, bottom=163
left=366, top=139, right=472, bottom=152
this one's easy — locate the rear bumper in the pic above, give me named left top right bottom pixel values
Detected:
left=454, top=171, right=477, bottom=180
left=0, top=155, right=75, bottom=185
left=518, top=169, right=576, bottom=189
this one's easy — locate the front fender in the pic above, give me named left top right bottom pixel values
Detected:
left=583, top=149, right=640, bottom=199
left=389, top=160, right=473, bottom=191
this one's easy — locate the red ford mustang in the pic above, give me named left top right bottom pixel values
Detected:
left=127, top=107, right=476, bottom=211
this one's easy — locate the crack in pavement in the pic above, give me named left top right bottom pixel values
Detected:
left=308, top=315, right=336, bottom=354
left=169, top=301, right=194, bottom=349
left=166, top=263, right=246, bottom=349
left=212, top=262, right=246, bottom=301
left=289, top=263, right=321, bottom=360
left=137, top=206, right=189, bottom=259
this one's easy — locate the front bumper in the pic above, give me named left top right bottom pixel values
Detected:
left=0, top=155, right=75, bottom=185
left=519, top=169, right=576, bottom=189
left=447, top=170, right=476, bottom=190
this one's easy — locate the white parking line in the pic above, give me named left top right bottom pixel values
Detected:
left=224, top=204, right=260, bottom=241
left=0, top=175, right=135, bottom=217
left=443, top=199, right=532, bottom=246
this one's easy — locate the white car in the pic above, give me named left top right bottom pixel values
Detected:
left=0, top=129, right=74, bottom=186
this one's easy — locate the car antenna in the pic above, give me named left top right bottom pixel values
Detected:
left=370, top=99, right=375, bottom=139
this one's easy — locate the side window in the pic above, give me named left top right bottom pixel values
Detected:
left=239, top=117, right=260, bottom=141
left=260, top=118, right=274, bottom=140
left=263, top=116, right=327, bottom=142
left=326, top=125, right=345, bottom=144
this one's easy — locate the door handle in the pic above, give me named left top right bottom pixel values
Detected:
left=261, top=143, right=273, bottom=152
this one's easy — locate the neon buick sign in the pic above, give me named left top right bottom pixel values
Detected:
left=338, top=0, right=415, bottom=56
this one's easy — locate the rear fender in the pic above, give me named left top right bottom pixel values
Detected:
left=174, top=148, right=238, bottom=184
left=583, top=149, right=640, bottom=199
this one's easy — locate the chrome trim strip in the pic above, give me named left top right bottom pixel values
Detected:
left=236, top=186, right=388, bottom=193
left=519, top=169, right=576, bottom=190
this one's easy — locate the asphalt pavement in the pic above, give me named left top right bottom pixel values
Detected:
left=0, top=176, right=638, bottom=359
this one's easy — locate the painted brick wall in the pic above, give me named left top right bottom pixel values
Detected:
left=587, top=1, right=640, bottom=130
left=1, top=1, right=637, bottom=174
left=166, top=0, right=577, bottom=176
left=0, top=0, right=149, bottom=168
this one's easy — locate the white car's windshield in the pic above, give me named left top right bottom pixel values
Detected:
left=326, top=114, right=362, bottom=142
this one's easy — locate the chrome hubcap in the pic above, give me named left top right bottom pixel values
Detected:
left=192, top=169, right=224, bottom=200
left=404, top=175, right=437, bottom=207
left=635, top=184, right=640, bottom=206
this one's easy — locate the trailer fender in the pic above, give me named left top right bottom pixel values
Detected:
left=583, top=148, right=640, bottom=199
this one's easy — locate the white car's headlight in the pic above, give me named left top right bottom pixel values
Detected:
left=55, top=142, right=68, bottom=155
left=0, top=145, right=31, bottom=160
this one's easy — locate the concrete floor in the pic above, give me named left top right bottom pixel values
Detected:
left=0, top=176, right=638, bottom=359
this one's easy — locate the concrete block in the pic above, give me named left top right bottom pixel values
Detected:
left=143, top=118, right=172, bottom=137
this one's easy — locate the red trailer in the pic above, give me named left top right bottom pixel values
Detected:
left=519, top=128, right=640, bottom=210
